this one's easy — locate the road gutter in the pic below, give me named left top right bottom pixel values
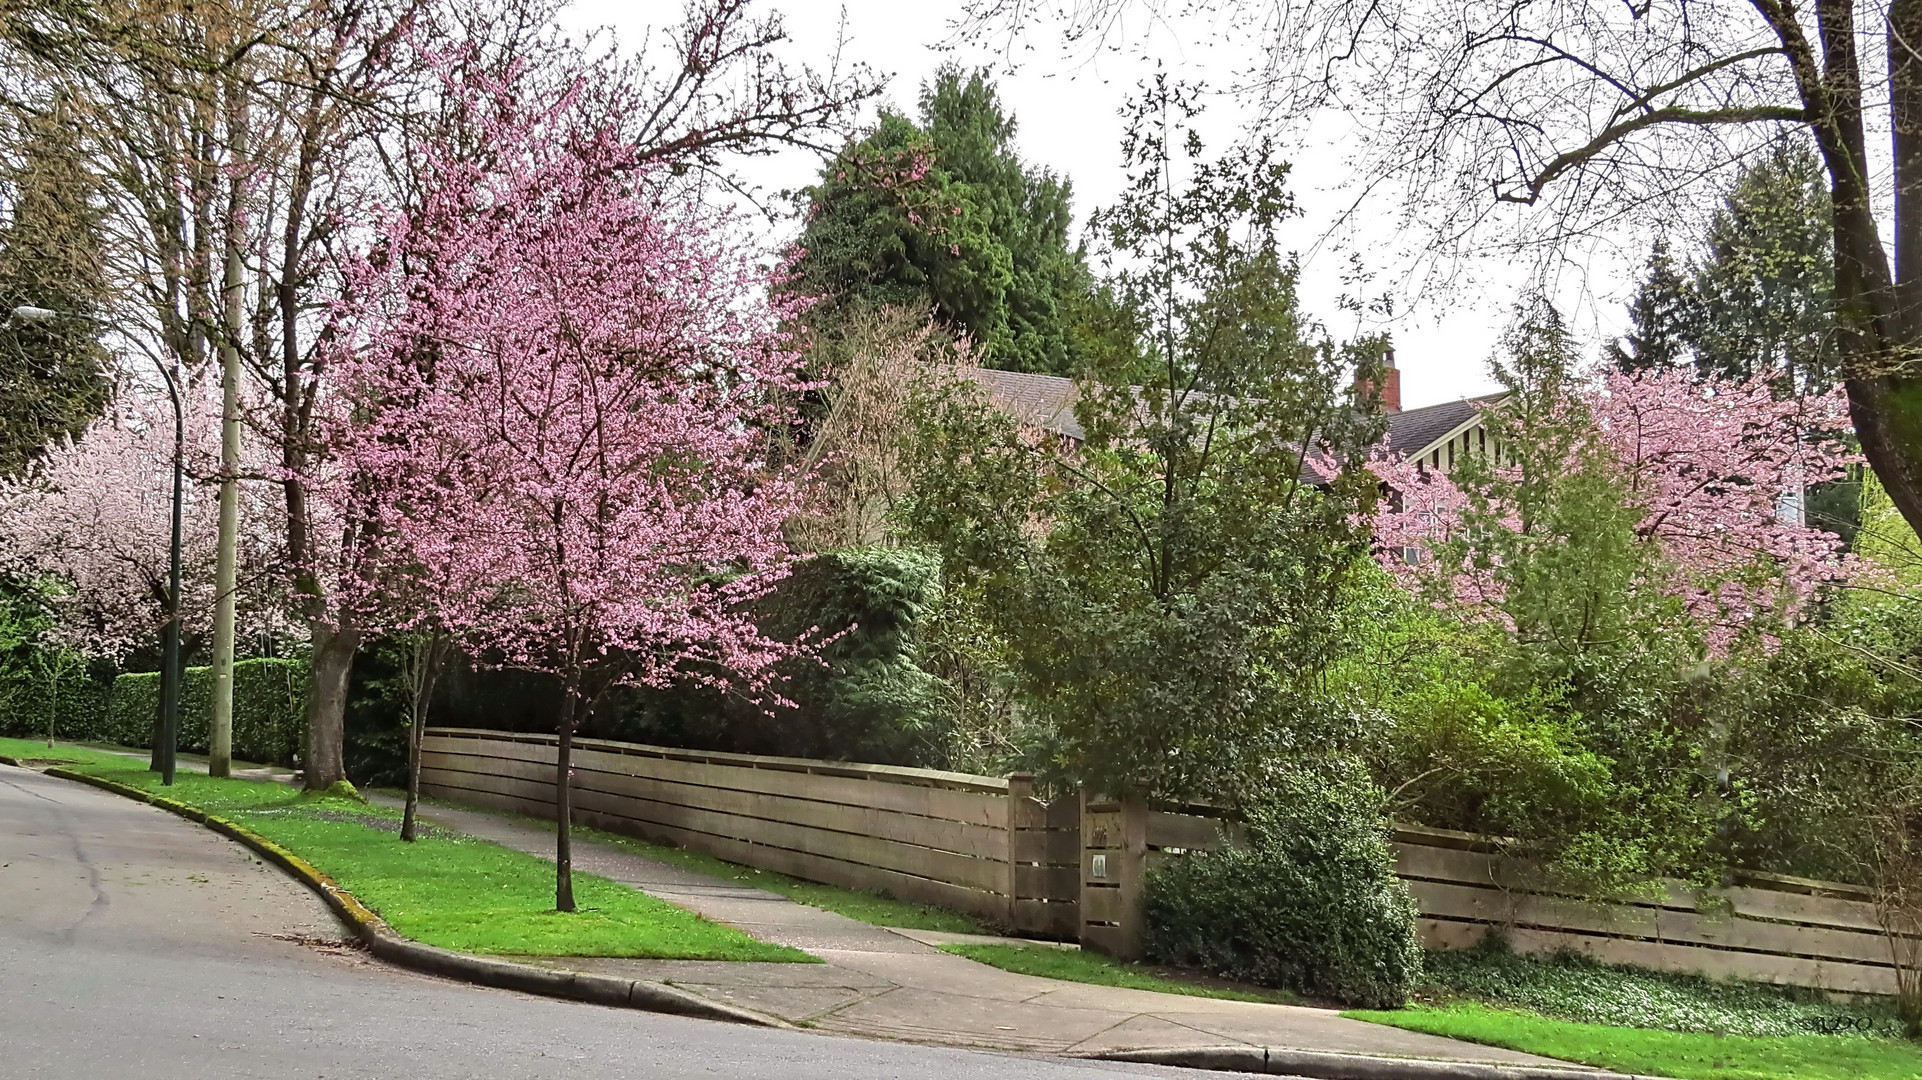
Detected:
left=1081, top=1046, right=1657, bottom=1080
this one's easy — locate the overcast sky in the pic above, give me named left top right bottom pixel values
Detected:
left=565, top=0, right=1648, bottom=409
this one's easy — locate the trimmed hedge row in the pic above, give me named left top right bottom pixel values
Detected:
left=106, top=658, right=308, bottom=767
left=0, top=659, right=111, bottom=742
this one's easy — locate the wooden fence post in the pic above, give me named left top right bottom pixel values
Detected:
left=1005, top=772, right=1035, bottom=926
left=1080, top=785, right=1149, bottom=960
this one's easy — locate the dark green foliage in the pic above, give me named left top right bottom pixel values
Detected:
left=0, top=98, right=109, bottom=474
left=1610, top=141, right=1838, bottom=396
left=0, top=581, right=110, bottom=741
left=1690, top=142, right=1838, bottom=393
left=902, top=88, right=1386, bottom=800
left=342, top=635, right=415, bottom=788
left=1422, top=936, right=1906, bottom=1038
left=738, top=547, right=942, bottom=761
left=791, top=66, right=1089, bottom=375
left=1605, top=237, right=1691, bottom=374
left=106, top=658, right=307, bottom=765
left=430, top=549, right=947, bottom=766
left=1143, top=771, right=1422, bottom=1008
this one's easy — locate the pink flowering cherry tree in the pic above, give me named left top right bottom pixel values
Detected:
left=0, top=384, right=221, bottom=663
left=331, top=78, right=816, bottom=910
left=1370, top=365, right=1855, bottom=652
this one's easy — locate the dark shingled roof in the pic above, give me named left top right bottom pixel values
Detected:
left=1384, top=395, right=1503, bottom=459
left=966, top=367, right=1500, bottom=461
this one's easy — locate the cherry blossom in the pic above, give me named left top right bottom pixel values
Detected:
left=1370, top=367, right=1856, bottom=649
left=327, top=70, right=817, bottom=908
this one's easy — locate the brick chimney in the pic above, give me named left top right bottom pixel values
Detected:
left=1359, top=348, right=1401, bottom=413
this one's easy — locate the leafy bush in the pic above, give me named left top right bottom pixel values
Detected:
left=440, top=547, right=948, bottom=766
left=1143, top=772, right=1423, bottom=1008
left=106, top=658, right=307, bottom=766
left=0, top=584, right=112, bottom=742
left=0, top=651, right=111, bottom=742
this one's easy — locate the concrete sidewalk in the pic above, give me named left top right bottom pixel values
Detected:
left=392, top=798, right=1579, bottom=1068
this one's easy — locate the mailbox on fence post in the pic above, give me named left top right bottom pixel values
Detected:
left=1079, top=786, right=1149, bottom=960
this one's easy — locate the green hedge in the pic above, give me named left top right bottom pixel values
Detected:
left=106, top=658, right=308, bottom=766
left=0, top=654, right=111, bottom=742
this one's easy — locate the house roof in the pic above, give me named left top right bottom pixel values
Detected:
left=1384, top=395, right=1505, bottom=460
left=965, top=366, right=1500, bottom=462
left=969, top=367, right=1085, bottom=442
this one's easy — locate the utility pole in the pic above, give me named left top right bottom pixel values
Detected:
left=155, top=353, right=184, bottom=788
left=210, top=75, right=248, bottom=779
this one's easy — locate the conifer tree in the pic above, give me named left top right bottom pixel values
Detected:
left=792, top=66, right=1089, bottom=374
left=0, top=99, right=108, bottom=475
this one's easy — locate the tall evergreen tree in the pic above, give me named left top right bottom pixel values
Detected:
left=1607, top=236, right=1692, bottom=374
left=1609, top=141, right=1836, bottom=396
left=791, top=66, right=1089, bottom=374
left=0, top=99, right=109, bottom=474
left=1690, top=142, right=1837, bottom=394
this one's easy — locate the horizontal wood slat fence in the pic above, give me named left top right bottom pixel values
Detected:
left=419, top=728, right=1080, bottom=936
left=1390, top=824, right=1906, bottom=996
left=421, top=728, right=1908, bottom=995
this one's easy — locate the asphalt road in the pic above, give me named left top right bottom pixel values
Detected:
left=0, top=763, right=1208, bottom=1080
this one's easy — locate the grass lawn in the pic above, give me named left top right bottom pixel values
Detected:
left=1346, top=1002, right=1922, bottom=1080
left=2, top=739, right=810, bottom=963
left=0, top=738, right=149, bottom=768
left=575, top=820, right=991, bottom=934
left=942, top=943, right=1301, bottom=1005
left=396, top=791, right=990, bottom=935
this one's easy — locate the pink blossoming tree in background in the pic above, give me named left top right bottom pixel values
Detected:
left=0, top=384, right=222, bottom=663
left=331, top=74, right=816, bottom=910
left=1370, top=362, right=1855, bottom=652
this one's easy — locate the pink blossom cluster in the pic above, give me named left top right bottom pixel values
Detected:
left=328, top=75, right=815, bottom=698
left=1370, top=367, right=1857, bottom=651
left=0, top=386, right=220, bottom=660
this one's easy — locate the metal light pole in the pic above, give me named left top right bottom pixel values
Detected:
left=12, top=305, right=181, bottom=785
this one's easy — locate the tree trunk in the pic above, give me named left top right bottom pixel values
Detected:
left=1873, top=0, right=1922, bottom=541
left=400, top=633, right=445, bottom=843
left=400, top=703, right=424, bottom=842
left=554, top=674, right=579, bottom=913
left=303, top=621, right=357, bottom=790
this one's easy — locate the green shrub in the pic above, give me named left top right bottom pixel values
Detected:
left=107, top=658, right=307, bottom=766
left=1143, top=771, right=1423, bottom=1008
left=0, top=651, right=111, bottom=742
left=554, top=546, right=946, bottom=765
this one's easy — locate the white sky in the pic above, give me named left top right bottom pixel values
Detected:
left=565, top=0, right=1647, bottom=409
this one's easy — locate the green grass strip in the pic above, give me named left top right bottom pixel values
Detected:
left=941, top=943, right=1301, bottom=1005
left=2, top=740, right=811, bottom=963
left=572, top=819, right=990, bottom=934
left=1344, top=1002, right=1922, bottom=1080
left=393, top=791, right=991, bottom=934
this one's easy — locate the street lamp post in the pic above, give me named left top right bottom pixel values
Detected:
left=11, top=305, right=181, bottom=785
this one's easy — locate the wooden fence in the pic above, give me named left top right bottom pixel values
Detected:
left=422, top=727, right=1910, bottom=995
left=1392, top=823, right=1905, bottom=996
left=418, top=728, right=1081, bottom=936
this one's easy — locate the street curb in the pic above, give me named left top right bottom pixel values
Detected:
left=39, top=766, right=791, bottom=1030
left=1080, top=1047, right=1662, bottom=1080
